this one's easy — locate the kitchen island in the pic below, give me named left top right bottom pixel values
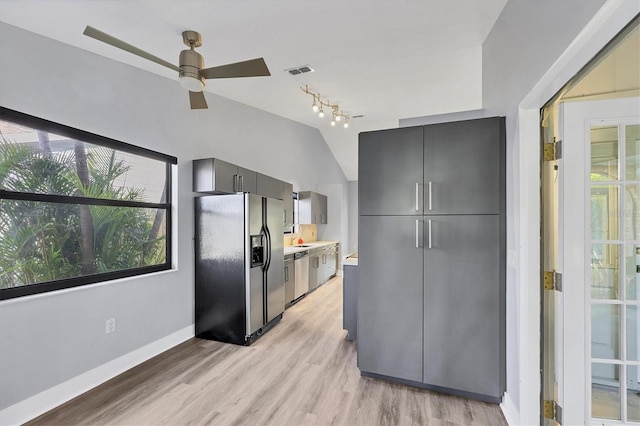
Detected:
left=343, top=253, right=358, bottom=341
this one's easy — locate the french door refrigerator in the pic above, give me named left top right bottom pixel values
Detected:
left=195, top=193, right=285, bottom=345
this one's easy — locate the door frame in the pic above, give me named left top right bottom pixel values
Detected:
left=505, top=2, right=639, bottom=424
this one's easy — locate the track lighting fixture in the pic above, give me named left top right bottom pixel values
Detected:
left=301, top=85, right=350, bottom=129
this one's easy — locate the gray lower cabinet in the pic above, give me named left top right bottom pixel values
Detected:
left=343, top=263, right=358, bottom=341
left=284, top=254, right=295, bottom=306
left=309, top=249, right=320, bottom=290
left=358, top=215, right=424, bottom=382
left=423, top=215, right=504, bottom=397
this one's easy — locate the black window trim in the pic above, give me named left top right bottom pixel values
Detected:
left=0, top=107, right=177, bottom=301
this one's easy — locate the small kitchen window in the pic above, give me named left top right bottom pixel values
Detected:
left=0, top=107, right=176, bottom=300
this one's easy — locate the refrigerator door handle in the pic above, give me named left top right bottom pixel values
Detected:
left=260, top=225, right=270, bottom=272
left=264, top=225, right=272, bottom=271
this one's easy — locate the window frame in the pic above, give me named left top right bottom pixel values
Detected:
left=0, top=107, right=177, bottom=300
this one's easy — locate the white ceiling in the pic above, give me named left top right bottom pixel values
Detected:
left=0, top=0, right=507, bottom=180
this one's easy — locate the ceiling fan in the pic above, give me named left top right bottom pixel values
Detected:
left=83, top=26, right=271, bottom=110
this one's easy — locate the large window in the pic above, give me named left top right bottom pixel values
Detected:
left=0, top=108, right=176, bottom=300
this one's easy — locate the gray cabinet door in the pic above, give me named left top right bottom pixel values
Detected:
left=317, top=193, right=328, bottom=224
left=308, top=249, right=319, bottom=290
left=282, top=182, right=294, bottom=226
left=423, top=117, right=504, bottom=215
left=193, top=158, right=237, bottom=193
left=358, top=215, right=423, bottom=382
left=238, top=167, right=257, bottom=194
left=359, top=127, right=424, bottom=215
left=423, top=215, right=504, bottom=397
left=257, top=173, right=283, bottom=200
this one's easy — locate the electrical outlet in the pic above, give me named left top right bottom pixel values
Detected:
left=105, top=318, right=116, bottom=334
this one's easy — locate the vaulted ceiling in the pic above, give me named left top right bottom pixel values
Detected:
left=0, top=0, right=508, bottom=180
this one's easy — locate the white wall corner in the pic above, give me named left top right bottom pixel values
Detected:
left=0, top=326, right=194, bottom=426
left=501, top=391, right=521, bottom=426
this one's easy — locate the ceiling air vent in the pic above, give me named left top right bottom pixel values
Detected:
left=286, top=65, right=315, bottom=76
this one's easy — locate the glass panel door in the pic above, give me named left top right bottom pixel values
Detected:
left=591, top=123, right=640, bottom=423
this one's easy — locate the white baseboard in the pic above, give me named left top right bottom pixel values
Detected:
left=501, top=392, right=521, bottom=426
left=0, top=325, right=194, bottom=426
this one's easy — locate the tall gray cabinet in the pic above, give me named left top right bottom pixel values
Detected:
left=358, top=117, right=505, bottom=403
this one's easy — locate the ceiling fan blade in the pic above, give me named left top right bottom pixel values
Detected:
left=200, top=58, right=271, bottom=79
left=83, top=26, right=180, bottom=73
left=189, top=91, right=208, bottom=109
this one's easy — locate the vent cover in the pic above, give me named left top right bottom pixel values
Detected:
left=286, top=65, right=315, bottom=76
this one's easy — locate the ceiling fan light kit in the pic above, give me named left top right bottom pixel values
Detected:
left=82, top=26, right=271, bottom=110
left=301, top=85, right=349, bottom=129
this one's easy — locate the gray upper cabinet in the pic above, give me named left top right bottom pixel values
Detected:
left=193, top=158, right=256, bottom=194
left=282, top=182, right=293, bottom=227
left=193, top=158, right=237, bottom=193
left=358, top=215, right=423, bottom=382
left=424, top=117, right=505, bottom=215
left=194, top=160, right=294, bottom=222
left=238, top=167, right=257, bottom=194
left=359, top=126, right=424, bottom=216
left=256, top=172, right=283, bottom=200
left=298, top=191, right=328, bottom=224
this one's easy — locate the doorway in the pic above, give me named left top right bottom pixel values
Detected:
left=542, top=15, right=640, bottom=425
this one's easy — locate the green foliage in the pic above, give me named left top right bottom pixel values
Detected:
left=0, top=135, right=165, bottom=289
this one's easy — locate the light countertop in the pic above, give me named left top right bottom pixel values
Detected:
left=342, top=252, right=358, bottom=267
left=284, top=240, right=339, bottom=256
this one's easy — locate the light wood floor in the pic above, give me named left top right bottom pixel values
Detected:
left=27, top=277, right=507, bottom=425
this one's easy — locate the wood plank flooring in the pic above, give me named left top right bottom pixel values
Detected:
left=27, top=277, right=507, bottom=425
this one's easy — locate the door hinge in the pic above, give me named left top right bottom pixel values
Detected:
left=544, top=139, right=562, bottom=161
left=543, top=399, right=563, bottom=424
left=543, top=271, right=562, bottom=292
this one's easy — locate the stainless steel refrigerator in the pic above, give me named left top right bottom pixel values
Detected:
left=195, top=193, right=285, bottom=345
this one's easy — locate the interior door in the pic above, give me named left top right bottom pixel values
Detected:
left=561, top=97, right=640, bottom=425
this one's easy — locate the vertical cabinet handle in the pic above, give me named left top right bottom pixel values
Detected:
left=285, top=266, right=288, bottom=282
left=428, top=220, right=432, bottom=249
left=428, top=181, right=433, bottom=211
left=415, top=219, right=420, bottom=248
left=239, top=175, right=244, bottom=192
left=415, top=182, right=420, bottom=211
left=233, top=174, right=238, bottom=192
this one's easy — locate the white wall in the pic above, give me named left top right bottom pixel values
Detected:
left=480, top=1, right=637, bottom=424
left=347, top=181, right=358, bottom=256
left=0, top=21, right=348, bottom=422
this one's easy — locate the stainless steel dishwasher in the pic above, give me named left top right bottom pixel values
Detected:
left=293, top=250, right=309, bottom=300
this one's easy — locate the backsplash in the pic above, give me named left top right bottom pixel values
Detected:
left=284, top=224, right=317, bottom=246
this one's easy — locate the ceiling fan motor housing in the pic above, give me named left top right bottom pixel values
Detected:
left=179, top=49, right=205, bottom=88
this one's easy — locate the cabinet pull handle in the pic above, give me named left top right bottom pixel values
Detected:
left=233, top=174, right=238, bottom=192
left=415, top=182, right=420, bottom=211
left=239, top=175, right=244, bottom=192
left=415, top=219, right=420, bottom=248
left=428, top=219, right=432, bottom=249
left=428, top=181, right=433, bottom=211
